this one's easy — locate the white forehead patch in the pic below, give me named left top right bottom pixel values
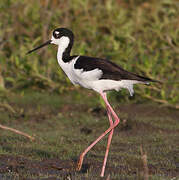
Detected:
left=51, top=36, right=70, bottom=47
left=55, top=31, right=60, bottom=34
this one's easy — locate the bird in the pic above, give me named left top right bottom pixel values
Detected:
left=27, top=27, right=159, bottom=177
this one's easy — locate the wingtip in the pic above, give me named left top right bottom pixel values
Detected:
left=144, top=79, right=162, bottom=86
left=151, top=79, right=163, bottom=84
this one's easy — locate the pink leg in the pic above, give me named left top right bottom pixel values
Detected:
left=101, top=93, right=114, bottom=177
left=76, top=92, right=120, bottom=177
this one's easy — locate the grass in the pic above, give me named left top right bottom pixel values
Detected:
left=0, top=0, right=178, bottom=108
left=0, top=90, right=178, bottom=179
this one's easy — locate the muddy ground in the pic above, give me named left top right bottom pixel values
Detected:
left=0, top=91, right=178, bottom=179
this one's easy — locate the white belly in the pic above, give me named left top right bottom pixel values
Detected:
left=57, top=56, right=143, bottom=96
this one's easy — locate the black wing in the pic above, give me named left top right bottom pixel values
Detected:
left=74, top=56, right=157, bottom=82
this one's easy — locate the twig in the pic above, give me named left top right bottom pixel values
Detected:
left=0, top=124, right=35, bottom=141
left=0, top=102, right=16, bottom=113
left=143, top=94, right=179, bottom=109
left=140, top=145, right=149, bottom=180
left=32, top=73, right=58, bottom=89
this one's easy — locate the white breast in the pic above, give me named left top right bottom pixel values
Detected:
left=57, top=55, right=103, bottom=89
left=57, top=56, right=78, bottom=85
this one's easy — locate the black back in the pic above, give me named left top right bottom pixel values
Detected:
left=74, top=56, right=155, bottom=82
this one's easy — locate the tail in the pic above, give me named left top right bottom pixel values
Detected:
left=134, top=74, right=162, bottom=85
left=125, top=78, right=162, bottom=97
left=143, top=78, right=162, bottom=85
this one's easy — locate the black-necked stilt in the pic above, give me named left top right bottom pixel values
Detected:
left=27, top=28, right=159, bottom=177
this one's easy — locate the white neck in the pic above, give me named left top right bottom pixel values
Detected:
left=57, top=45, right=65, bottom=64
left=52, top=36, right=70, bottom=64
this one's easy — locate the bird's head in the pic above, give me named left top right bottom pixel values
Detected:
left=27, top=28, right=74, bottom=54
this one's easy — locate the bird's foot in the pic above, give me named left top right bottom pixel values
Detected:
left=76, top=154, right=84, bottom=171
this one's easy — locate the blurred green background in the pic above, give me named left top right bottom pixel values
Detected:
left=0, top=0, right=178, bottom=107
left=0, top=1, right=179, bottom=179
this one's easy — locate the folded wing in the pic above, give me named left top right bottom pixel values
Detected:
left=74, top=56, right=156, bottom=82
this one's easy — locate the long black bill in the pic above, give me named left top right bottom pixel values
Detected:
left=26, top=40, right=52, bottom=54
